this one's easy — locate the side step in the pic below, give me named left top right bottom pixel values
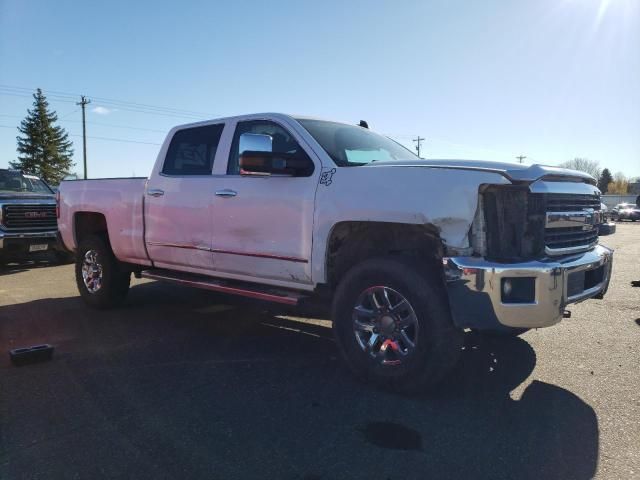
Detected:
left=140, top=269, right=307, bottom=306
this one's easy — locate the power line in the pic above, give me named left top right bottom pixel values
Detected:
left=83, top=121, right=166, bottom=133
left=0, top=113, right=168, bottom=133
left=68, top=134, right=160, bottom=146
left=516, top=155, right=527, bottom=164
left=0, top=125, right=161, bottom=145
left=0, top=84, right=216, bottom=119
left=0, top=91, right=77, bottom=104
left=0, top=90, right=203, bottom=120
left=60, top=108, right=80, bottom=119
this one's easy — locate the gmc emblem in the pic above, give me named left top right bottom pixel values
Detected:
left=24, top=211, right=48, bottom=218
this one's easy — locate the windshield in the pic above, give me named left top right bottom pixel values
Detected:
left=297, top=119, right=419, bottom=166
left=0, top=170, right=52, bottom=194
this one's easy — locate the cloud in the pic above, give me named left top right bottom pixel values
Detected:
left=92, top=106, right=112, bottom=115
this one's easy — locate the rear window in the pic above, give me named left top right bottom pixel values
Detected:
left=162, top=124, right=224, bottom=175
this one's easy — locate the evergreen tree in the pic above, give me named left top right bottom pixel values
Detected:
left=598, top=168, right=612, bottom=193
left=10, top=89, right=74, bottom=185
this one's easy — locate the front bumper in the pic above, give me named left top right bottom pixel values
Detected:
left=619, top=212, right=640, bottom=220
left=0, top=230, right=59, bottom=257
left=444, top=244, right=613, bottom=330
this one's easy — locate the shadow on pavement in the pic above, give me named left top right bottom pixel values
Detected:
left=0, top=281, right=599, bottom=480
left=0, top=256, right=65, bottom=276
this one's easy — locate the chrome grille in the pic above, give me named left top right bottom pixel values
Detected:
left=544, top=194, right=601, bottom=212
left=545, top=227, right=598, bottom=250
left=537, top=193, right=601, bottom=255
left=1, top=204, right=57, bottom=231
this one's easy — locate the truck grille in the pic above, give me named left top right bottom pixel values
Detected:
left=483, top=185, right=602, bottom=262
left=545, top=227, right=599, bottom=250
left=1, top=204, right=57, bottom=231
left=539, top=193, right=601, bottom=255
left=544, top=194, right=601, bottom=212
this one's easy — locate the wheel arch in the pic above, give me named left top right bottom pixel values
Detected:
left=324, top=221, right=446, bottom=289
left=73, top=212, right=110, bottom=249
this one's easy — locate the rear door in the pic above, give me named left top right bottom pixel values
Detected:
left=144, top=123, right=225, bottom=273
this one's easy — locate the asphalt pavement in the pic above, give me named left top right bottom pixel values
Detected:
left=1, top=224, right=639, bottom=479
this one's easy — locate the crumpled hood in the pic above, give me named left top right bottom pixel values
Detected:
left=365, top=159, right=596, bottom=184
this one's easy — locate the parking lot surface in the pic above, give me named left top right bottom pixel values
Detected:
left=1, top=224, right=639, bottom=479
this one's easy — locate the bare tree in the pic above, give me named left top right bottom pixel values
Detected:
left=558, top=158, right=601, bottom=179
left=607, top=172, right=629, bottom=194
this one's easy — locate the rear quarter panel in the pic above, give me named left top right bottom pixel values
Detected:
left=58, top=178, right=150, bottom=266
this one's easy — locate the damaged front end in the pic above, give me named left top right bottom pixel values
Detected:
left=443, top=178, right=613, bottom=331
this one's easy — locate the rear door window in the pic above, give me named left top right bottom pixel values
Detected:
left=162, top=124, right=224, bottom=175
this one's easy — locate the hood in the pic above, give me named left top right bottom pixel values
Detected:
left=365, top=159, right=596, bottom=184
left=0, top=192, right=55, bottom=201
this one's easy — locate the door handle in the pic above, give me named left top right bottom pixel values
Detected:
left=147, top=188, right=165, bottom=197
left=215, top=189, right=237, bottom=198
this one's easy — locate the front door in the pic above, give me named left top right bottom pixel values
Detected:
left=209, top=119, right=319, bottom=285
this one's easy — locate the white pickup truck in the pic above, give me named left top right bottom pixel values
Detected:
left=58, top=113, right=613, bottom=392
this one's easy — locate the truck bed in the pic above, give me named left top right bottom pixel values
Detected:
left=58, top=178, right=151, bottom=266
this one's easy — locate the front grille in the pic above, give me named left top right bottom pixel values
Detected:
left=545, top=226, right=598, bottom=250
left=538, top=193, right=601, bottom=255
left=1, top=204, right=57, bottom=231
left=544, top=194, right=601, bottom=212
left=483, top=186, right=602, bottom=261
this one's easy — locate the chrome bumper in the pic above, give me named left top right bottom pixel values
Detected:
left=444, top=245, right=613, bottom=330
left=0, top=230, right=58, bottom=249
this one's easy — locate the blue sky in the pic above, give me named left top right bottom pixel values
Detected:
left=1, top=0, right=638, bottom=179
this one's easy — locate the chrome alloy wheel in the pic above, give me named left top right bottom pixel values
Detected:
left=81, top=250, right=103, bottom=293
left=352, top=286, right=419, bottom=366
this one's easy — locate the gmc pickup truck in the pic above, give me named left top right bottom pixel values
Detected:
left=58, top=113, right=613, bottom=392
left=0, top=169, right=68, bottom=264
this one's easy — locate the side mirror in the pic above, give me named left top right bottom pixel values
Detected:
left=238, top=132, right=313, bottom=176
left=239, top=151, right=314, bottom=177
left=239, top=133, right=272, bottom=155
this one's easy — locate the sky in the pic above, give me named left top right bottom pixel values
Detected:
left=0, top=0, right=638, bottom=179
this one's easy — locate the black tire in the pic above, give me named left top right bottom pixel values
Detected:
left=332, top=256, right=463, bottom=393
left=75, top=235, right=130, bottom=309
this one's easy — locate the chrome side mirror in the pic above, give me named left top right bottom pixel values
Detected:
left=239, top=133, right=272, bottom=155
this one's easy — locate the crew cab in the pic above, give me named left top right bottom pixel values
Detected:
left=0, top=169, right=68, bottom=264
left=58, top=113, right=614, bottom=392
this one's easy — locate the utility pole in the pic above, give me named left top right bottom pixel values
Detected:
left=413, top=136, right=425, bottom=158
left=76, top=95, right=91, bottom=179
left=516, top=155, right=527, bottom=164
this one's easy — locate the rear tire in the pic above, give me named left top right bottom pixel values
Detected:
left=332, top=256, right=462, bottom=393
left=75, top=235, right=130, bottom=309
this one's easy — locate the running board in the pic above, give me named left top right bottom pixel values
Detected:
left=140, top=269, right=307, bottom=306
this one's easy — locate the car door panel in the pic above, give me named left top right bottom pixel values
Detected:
left=145, top=123, right=225, bottom=272
left=209, top=119, right=319, bottom=284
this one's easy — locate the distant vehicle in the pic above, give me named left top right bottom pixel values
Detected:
left=611, top=203, right=640, bottom=222
left=0, top=169, right=71, bottom=265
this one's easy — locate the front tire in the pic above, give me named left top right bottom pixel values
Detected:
left=332, top=256, right=462, bottom=393
left=75, top=235, right=130, bottom=309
